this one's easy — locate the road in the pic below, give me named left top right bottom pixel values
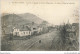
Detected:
left=11, top=30, right=60, bottom=51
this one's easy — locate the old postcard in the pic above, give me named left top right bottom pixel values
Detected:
left=1, top=0, right=79, bottom=51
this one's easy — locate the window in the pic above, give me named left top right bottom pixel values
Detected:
left=33, top=28, right=36, bottom=30
left=15, top=32, right=19, bottom=36
left=29, top=31, right=30, bottom=34
left=24, top=32, right=25, bottom=34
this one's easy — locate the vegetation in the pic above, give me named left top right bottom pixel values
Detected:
left=51, top=23, right=79, bottom=51
left=58, top=23, right=79, bottom=51
left=1, top=35, right=13, bottom=51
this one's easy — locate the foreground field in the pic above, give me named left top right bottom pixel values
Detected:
left=1, top=30, right=60, bottom=51
left=1, top=29, right=79, bottom=51
left=11, top=30, right=59, bottom=51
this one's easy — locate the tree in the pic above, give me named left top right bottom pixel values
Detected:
left=41, top=21, right=48, bottom=26
left=73, top=8, right=79, bottom=23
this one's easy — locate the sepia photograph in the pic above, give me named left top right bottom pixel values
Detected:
left=1, top=0, right=79, bottom=51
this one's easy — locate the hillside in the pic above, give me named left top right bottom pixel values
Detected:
left=2, top=14, right=31, bottom=26
left=1, top=13, right=48, bottom=34
left=18, top=13, right=43, bottom=24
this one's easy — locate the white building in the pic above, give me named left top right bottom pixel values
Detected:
left=13, top=25, right=43, bottom=36
left=13, top=26, right=31, bottom=37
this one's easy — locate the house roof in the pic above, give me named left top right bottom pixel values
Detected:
left=14, top=22, right=41, bottom=31
left=14, top=25, right=31, bottom=31
left=24, top=23, right=39, bottom=28
left=20, top=26, right=31, bottom=31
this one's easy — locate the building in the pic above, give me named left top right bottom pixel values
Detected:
left=13, top=25, right=31, bottom=37
left=13, top=24, right=43, bottom=36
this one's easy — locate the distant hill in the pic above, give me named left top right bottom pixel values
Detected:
left=1, top=14, right=30, bottom=34
left=1, top=13, right=48, bottom=34
left=1, top=14, right=30, bottom=26
left=18, top=13, right=43, bottom=24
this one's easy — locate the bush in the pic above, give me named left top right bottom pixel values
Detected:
left=59, top=24, right=79, bottom=51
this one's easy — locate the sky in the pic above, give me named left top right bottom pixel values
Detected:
left=1, top=0, right=79, bottom=25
